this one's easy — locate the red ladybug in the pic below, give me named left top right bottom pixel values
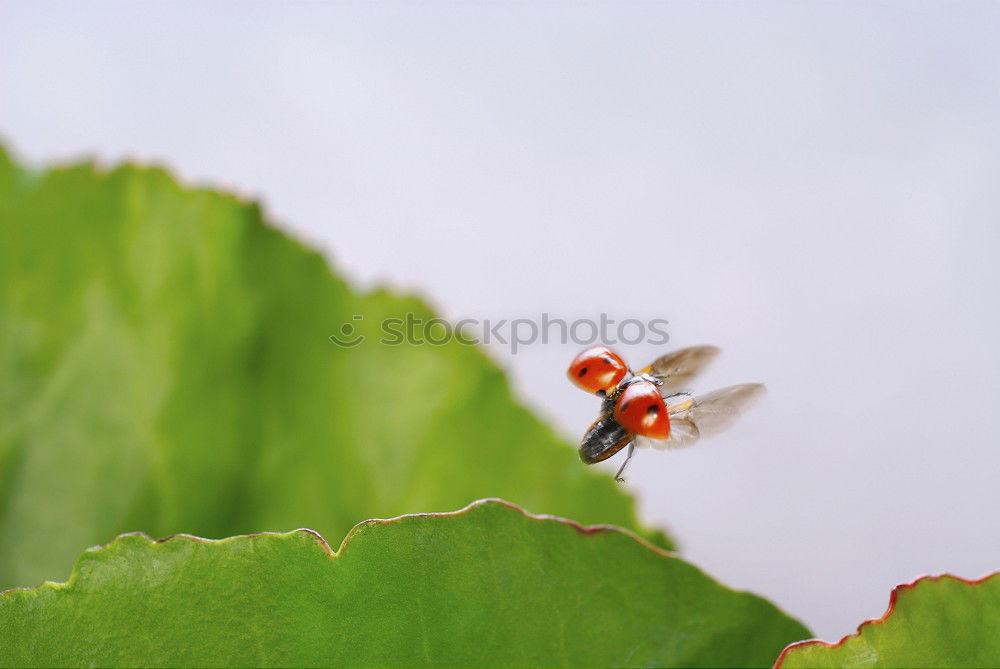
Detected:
left=568, top=345, right=765, bottom=482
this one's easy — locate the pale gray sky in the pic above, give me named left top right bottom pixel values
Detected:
left=3, top=0, right=999, bottom=640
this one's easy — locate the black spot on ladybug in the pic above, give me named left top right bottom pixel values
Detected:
left=621, top=401, right=631, bottom=412
left=577, top=367, right=588, bottom=378
left=647, top=404, right=659, bottom=415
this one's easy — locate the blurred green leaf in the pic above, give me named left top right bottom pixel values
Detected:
left=0, top=500, right=807, bottom=668
left=777, top=574, right=1000, bottom=668
left=0, top=146, right=670, bottom=589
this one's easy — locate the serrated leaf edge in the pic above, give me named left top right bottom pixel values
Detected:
left=773, top=571, right=1000, bottom=668
left=0, top=498, right=674, bottom=600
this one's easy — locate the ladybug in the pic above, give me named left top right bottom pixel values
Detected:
left=567, top=345, right=765, bottom=482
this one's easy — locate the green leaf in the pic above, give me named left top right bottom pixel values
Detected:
left=0, top=145, right=670, bottom=590
left=0, top=500, right=808, bottom=668
left=776, top=573, right=1000, bottom=668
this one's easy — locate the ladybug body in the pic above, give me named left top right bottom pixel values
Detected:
left=567, top=345, right=764, bottom=482
left=578, top=415, right=631, bottom=464
left=579, top=374, right=669, bottom=464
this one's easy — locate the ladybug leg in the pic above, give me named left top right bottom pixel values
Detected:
left=614, top=442, right=635, bottom=483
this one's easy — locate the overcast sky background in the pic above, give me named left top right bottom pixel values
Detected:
left=3, top=1, right=999, bottom=640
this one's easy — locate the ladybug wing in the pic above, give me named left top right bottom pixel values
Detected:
left=641, top=346, right=721, bottom=394
left=634, top=383, right=765, bottom=450
left=634, top=417, right=701, bottom=450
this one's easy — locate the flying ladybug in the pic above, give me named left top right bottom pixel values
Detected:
left=567, top=345, right=765, bottom=482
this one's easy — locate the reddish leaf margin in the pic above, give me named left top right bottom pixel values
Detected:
left=774, top=572, right=1000, bottom=668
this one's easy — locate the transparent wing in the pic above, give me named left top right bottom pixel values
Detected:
left=634, top=418, right=701, bottom=450
left=634, top=383, right=766, bottom=450
left=641, top=345, right=721, bottom=394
